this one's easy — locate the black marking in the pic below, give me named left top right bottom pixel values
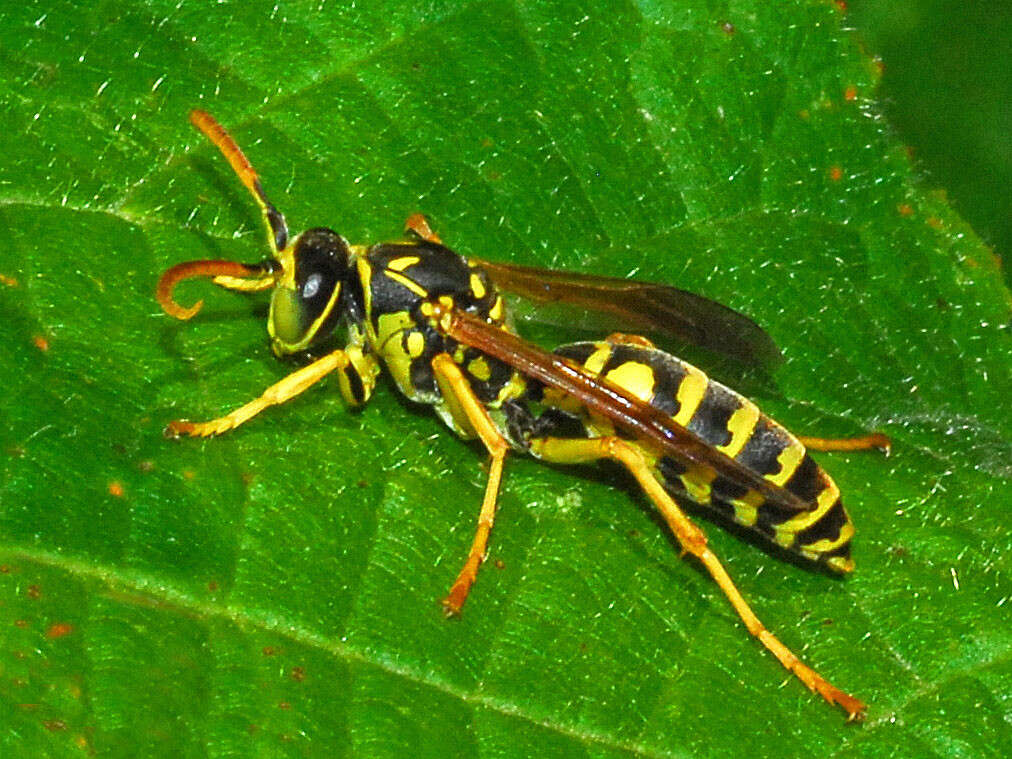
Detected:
left=657, top=455, right=687, bottom=483
left=784, top=454, right=826, bottom=504
left=711, top=476, right=750, bottom=502
left=735, top=417, right=789, bottom=477
left=528, top=407, right=590, bottom=440
left=461, top=347, right=516, bottom=404
left=604, top=344, right=688, bottom=418
left=820, top=542, right=853, bottom=565
left=409, top=350, right=438, bottom=397
left=794, top=498, right=848, bottom=549
left=502, top=399, right=537, bottom=448
left=686, top=383, right=736, bottom=449
left=289, top=227, right=351, bottom=343
left=342, top=363, right=366, bottom=405
left=553, top=342, right=598, bottom=365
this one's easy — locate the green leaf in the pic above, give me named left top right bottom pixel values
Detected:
left=848, top=0, right=1012, bottom=285
left=1, top=1, right=1009, bottom=757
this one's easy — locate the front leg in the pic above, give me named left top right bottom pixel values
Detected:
left=166, top=349, right=353, bottom=438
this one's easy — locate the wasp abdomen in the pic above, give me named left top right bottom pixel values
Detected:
left=553, top=341, right=856, bottom=572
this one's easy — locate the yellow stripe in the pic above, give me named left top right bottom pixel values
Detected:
left=469, top=273, right=486, bottom=299
left=672, top=366, right=708, bottom=426
left=769, top=442, right=805, bottom=486
left=787, top=481, right=841, bottom=531
left=382, top=269, right=428, bottom=297
left=804, top=521, right=855, bottom=554
left=717, top=401, right=761, bottom=458
left=387, top=255, right=421, bottom=272
left=585, top=344, right=613, bottom=375
left=357, top=258, right=374, bottom=333
left=489, top=296, right=504, bottom=322
left=679, top=466, right=716, bottom=504
left=605, top=361, right=655, bottom=402
left=731, top=489, right=764, bottom=527
left=772, top=479, right=841, bottom=547
left=406, top=331, right=426, bottom=358
left=467, top=356, right=492, bottom=381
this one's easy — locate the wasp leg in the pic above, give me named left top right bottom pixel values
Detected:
left=404, top=213, right=443, bottom=244
left=799, top=433, right=891, bottom=455
left=528, top=434, right=866, bottom=720
left=166, top=349, right=351, bottom=438
left=431, top=353, right=510, bottom=616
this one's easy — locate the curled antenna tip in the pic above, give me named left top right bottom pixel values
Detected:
left=156, top=259, right=263, bottom=321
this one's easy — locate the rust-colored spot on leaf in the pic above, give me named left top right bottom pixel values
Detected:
left=834, top=1, right=848, bottom=12
left=720, top=20, right=735, bottom=35
left=182, top=469, right=196, bottom=481
left=14, top=619, right=29, bottom=629
left=138, top=460, right=155, bottom=473
left=108, top=481, right=124, bottom=497
left=0, top=274, right=18, bottom=287
left=844, top=85, right=857, bottom=102
left=290, top=666, right=306, bottom=682
left=897, top=203, right=914, bottom=216
left=926, top=216, right=944, bottom=230
left=43, top=720, right=67, bottom=732
left=262, top=646, right=278, bottom=657
left=33, top=335, right=50, bottom=352
left=494, top=559, right=506, bottom=570
left=0, top=564, right=10, bottom=573
left=46, top=622, right=74, bottom=639
left=27, top=585, right=41, bottom=600
left=829, top=165, right=843, bottom=181
left=278, top=701, right=291, bottom=710
left=207, top=581, right=219, bottom=592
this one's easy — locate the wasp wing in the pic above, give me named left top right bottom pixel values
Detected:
left=475, top=259, right=783, bottom=371
left=442, top=307, right=813, bottom=514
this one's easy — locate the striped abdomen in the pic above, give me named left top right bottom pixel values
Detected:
left=547, top=340, right=856, bottom=573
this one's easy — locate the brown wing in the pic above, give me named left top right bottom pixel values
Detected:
left=438, top=306, right=813, bottom=514
left=475, top=259, right=783, bottom=371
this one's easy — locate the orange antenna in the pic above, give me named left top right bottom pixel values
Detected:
left=189, top=109, right=289, bottom=252
left=157, top=259, right=271, bottom=320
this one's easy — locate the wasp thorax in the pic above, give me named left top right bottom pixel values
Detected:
left=269, top=227, right=351, bottom=354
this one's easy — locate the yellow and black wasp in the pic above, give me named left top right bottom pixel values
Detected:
left=158, top=110, right=889, bottom=720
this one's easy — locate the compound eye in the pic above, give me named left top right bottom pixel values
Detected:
left=270, top=227, right=350, bottom=350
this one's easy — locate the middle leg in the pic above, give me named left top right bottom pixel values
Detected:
left=431, top=353, right=510, bottom=615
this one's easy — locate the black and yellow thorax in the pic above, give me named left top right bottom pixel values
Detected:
left=352, top=240, right=529, bottom=435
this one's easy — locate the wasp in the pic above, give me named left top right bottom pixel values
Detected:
left=158, top=110, right=889, bottom=720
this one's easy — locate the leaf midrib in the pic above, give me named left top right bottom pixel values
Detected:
left=2, top=543, right=693, bottom=759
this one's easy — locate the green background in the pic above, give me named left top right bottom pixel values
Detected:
left=849, top=0, right=1011, bottom=285
left=1, top=1, right=1009, bottom=757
